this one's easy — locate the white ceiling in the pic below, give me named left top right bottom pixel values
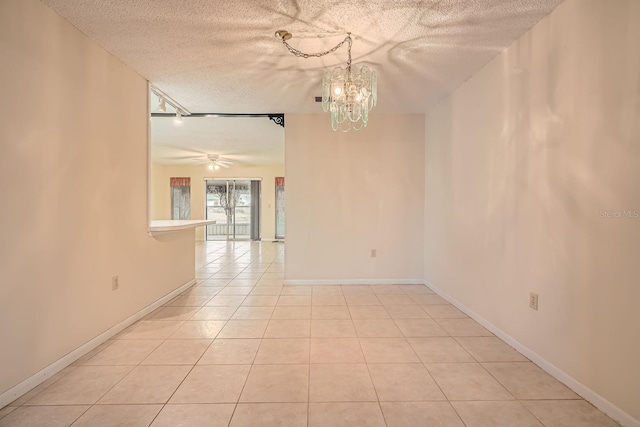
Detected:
left=41, top=0, right=564, bottom=164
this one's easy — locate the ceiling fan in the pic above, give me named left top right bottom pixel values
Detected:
left=166, top=150, right=238, bottom=168
left=202, top=154, right=233, bottom=169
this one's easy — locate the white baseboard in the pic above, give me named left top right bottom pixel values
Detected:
left=283, top=279, right=425, bottom=286
left=425, top=281, right=639, bottom=427
left=0, top=278, right=197, bottom=409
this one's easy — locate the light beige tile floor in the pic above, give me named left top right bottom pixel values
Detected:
left=0, top=241, right=621, bottom=427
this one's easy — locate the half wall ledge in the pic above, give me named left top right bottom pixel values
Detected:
left=148, top=220, right=216, bottom=236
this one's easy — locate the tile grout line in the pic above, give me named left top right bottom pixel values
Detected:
left=115, top=248, right=262, bottom=425
left=108, top=295, right=223, bottom=425
left=223, top=256, right=279, bottom=425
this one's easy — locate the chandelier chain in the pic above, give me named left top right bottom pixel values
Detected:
left=281, top=33, right=352, bottom=73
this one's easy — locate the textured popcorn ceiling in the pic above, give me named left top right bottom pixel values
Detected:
left=41, top=0, right=563, bottom=164
left=41, top=0, right=563, bottom=114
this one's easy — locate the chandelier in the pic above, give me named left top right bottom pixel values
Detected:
left=275, top=30, right=377, bottom=132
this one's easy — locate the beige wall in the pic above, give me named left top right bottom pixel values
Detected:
left=0, top=0, right=195, bottom=398
left=285, top=114, right=425, bottom=283
left=151, top=163, right=284, bottom=240
left=424, top=0, right=640, bottom=422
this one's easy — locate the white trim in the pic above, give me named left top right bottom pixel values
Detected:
left=425, top=280, right=640, bottom=427
left=283, top=279, right=425, bottom=286
left=0, top=278, right=197, bottom=409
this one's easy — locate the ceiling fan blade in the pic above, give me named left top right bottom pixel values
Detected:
left=218, top=163, right=230, bottom=168
left=169, top=155, right=203, bottom=160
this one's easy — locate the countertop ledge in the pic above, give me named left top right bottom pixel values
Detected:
left=148, top=220, right=216, bottom=235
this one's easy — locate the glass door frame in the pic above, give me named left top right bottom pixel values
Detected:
left=275, top=179, right=285, bottom=240
left=204, top=177, right=261, bottom=241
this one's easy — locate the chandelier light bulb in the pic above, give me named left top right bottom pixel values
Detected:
left=207, top=164, right=214, bottom=170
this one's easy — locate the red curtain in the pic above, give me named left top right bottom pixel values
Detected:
left=170, top=177, right=191, bottom=187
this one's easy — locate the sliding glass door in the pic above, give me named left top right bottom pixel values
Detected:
left=205, top=179, right=260, bottom=241
left=275, top=177, right=285, bottom=239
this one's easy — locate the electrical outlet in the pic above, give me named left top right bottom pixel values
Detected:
left=112, top=276, right=119, bottom=291
left=529, top=292, right=538, bottom=310
left=371, top=249, right=377, bottom=258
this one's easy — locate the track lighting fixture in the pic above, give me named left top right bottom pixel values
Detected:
left=150, top=84, right=190, bottom=121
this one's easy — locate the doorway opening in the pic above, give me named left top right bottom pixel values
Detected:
left=205, top=179, right=261, bottom=241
